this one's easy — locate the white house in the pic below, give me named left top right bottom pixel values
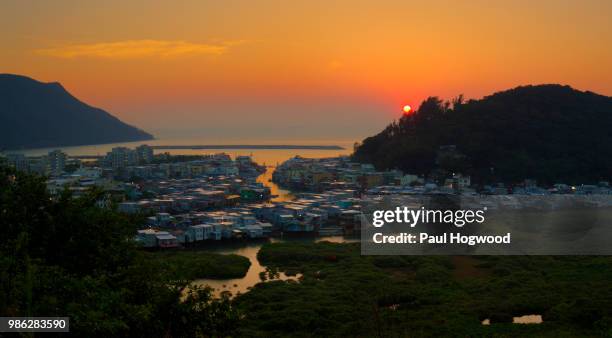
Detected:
left=244, top=224, right=264, bottom=238
left=187, top=224, right=215, bottom=242
left=136, top=229, right=161, bottom=248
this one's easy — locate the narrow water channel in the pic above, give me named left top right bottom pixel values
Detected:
left=193, top=236, right=357, bottom=297
left=255, top=166, right=294, bottom=202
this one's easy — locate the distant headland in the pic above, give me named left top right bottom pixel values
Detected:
left=152, top=145, right=344, bottom=150
left=0, top=74, right=153, bottom=150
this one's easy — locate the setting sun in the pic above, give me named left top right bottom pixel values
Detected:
left=403, top=105, right=412, bottom=114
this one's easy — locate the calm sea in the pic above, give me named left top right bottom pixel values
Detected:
left=15, top=136, right=354, bottom=166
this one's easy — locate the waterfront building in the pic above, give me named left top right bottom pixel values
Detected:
left=5, top=153, right=28, bottom=172
left=104, top=147, right=138, bottom=169
left=47, top=150, right=67, bottom=176
left=156, top=233, right=179, bottom=248
left=136, top=144, right=154, bottom=163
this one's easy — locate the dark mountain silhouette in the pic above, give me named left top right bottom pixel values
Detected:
left=0, top=74, right=153, bottom=149
left=353, top=85, right=612, bottom=185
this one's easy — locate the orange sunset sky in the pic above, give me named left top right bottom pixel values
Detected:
left=2, top=0, right=612, bottom=141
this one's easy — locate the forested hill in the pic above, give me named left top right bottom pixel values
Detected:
left=0, top=74, right=153, bottom=149
left=352, top=85, right=612, bottom=185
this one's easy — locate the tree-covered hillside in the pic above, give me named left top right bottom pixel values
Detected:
left=0, top=166, right=243, bottom=337
left=352, top=85, right=612, bottom=185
